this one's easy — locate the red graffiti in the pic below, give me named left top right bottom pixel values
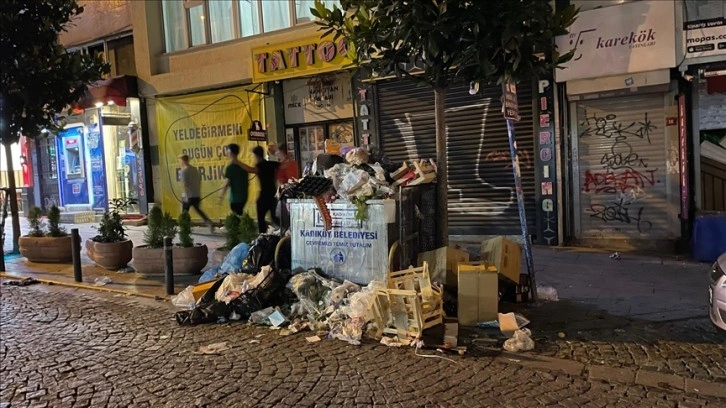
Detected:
left=583, top=169, right=658, bottom=194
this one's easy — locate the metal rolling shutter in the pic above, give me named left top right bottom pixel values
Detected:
left=377, top=80, right=536, bottom=235
left=574, top=94, right=675, bottom=239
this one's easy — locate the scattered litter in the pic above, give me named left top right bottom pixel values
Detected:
left=609, top=252, right=621, bottom=261
left=498, top=313, right=530, bottom=337
left=306, top=335, right=322, bottom=343
left=536, top=286, right=559, bottom=302
left=229, top=311, right=242, bottom=321
left=248, top=339, right=261, bottom=344
left=614, top=328, right=625, bottom=333
left=507, top=358, right=521, bottom=363
left=558, top=332, right=567, bottom=339
left=269, top=310, right=287, bottom=327
left=2, top=278, right=40, bottom=287
left=279, top=329, right=292, bottom=336
left=160, top=335, right=170, bottom=340
left=503, top=329, right=535, bottom=352
left=171, top=286, right=196, bottom=309
left=255, top=334, right=264, bottom=338
left=198, top=342, right=229, bottom=354
left=477, top=320, right=500, bottom=329
left=380, top=337, right=403, bottom=347
left=116, top=266, right=134, bottom=273
left=249, top=307, right=276, bottom=325
left=93, top=277, right=112, bottom=286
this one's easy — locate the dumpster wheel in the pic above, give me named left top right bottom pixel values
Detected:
left=274, top=235, right=292, bottom=270
left=388, top=240, right=400, bottom=272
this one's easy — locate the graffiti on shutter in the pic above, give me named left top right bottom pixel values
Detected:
left=576, top=95, right=675, bottom=239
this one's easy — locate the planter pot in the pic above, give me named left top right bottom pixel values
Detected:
left=131, top=244, right=209, bottom=276
left=85, top=239, right=133, bottom=270
left=19, top=235, right=73, bottom=263
left=211, top=248, right=230, bottom=265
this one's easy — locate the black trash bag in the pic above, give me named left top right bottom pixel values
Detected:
left=175, top=278, right=230, bottom=326
left=175, top=266, right=287, bottom=325
left=242, top=234, right=281, bottom=273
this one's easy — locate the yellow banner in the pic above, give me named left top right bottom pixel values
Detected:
left=156, top=86, right=264, bottom=222
left=251, top=34, right=353, bottom=83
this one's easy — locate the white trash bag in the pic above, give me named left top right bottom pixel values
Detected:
left=503, top=328, right=535, bottom=352
left=171, top=285, right=196, bottom=309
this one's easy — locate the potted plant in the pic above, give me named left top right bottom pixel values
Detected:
left=19, top=206, right=73, bottom=263
left=174, top=211, right=209, bottom=274
left=110, top=197, right=146, bottom=226
left=211, top=212, right=257, bottom=264
left=85, top=209, right=133, bottom=270
left=131, top=206, right=207, bottom=276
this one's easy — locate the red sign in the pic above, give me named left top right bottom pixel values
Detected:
left=65, top=138, right=78, bottom=146
left=666, top=117, right=677, bottom=126
left=678, top=95, right=688, bottom=219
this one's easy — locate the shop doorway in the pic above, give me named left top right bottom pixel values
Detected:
left=285, top=121, right=354, bottom=174
left=101, top=119, right=141, bottom=214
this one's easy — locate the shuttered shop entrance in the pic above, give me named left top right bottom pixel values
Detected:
left=377, top=80, right=536, bottom=235
left=573, top=94, right=679, bottom=240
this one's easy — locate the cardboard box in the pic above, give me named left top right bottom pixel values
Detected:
left=457, top=262, right=499, bottom=326
left=418, top=247, right=470, bottom=287
left=481, top=237, right=522, bottom=284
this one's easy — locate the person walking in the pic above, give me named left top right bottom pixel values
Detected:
left=252, top=145, right=280, bottom=233
left=179, top=154, right=214, bottom=233
left=218, top=143, right=254, bottom=217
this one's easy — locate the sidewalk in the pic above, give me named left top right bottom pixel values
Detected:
left=3, top=217, right=226, bottom=299
left=4, top=217, right=712, bottom=321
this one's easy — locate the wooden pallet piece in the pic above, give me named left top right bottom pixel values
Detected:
left=388, top=263, right=443, bottom=319
left=371, top=289, right=425, bottom=340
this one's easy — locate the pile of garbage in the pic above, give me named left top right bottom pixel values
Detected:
left=172, top=238, right=447, bottom=347
left=278, top=145, right=437, bottom=214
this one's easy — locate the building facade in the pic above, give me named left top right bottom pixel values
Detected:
left=556, top=0, right=726, bottom=252
left=29, top=0, right=150, bottom=216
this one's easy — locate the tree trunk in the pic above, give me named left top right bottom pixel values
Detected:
left=3, top=141, right=20, bottom=254
left=433, top=87, right=448, bottom=247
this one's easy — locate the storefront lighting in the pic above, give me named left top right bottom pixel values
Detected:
left=41, top=128, right=49, bottom=134
left=107, top=100, right=115, bottom=105
left=95, top=102, right=103, bottom=108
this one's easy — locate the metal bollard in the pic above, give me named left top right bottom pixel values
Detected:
left=164, top=236, right=174, bottom=295
left=71, top=228, right=82, bottom=282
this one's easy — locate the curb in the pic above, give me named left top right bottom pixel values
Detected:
left=495, top=352, right=726, bottom=399
left=0, top=272, right=170, bottom=301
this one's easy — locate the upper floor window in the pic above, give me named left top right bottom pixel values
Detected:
left=162, top=0, right=341, bottom=53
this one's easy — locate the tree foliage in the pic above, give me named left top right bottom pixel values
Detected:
left=0, top=0, right=109, bottom=145
left=313, top=0, right=578, bottom=88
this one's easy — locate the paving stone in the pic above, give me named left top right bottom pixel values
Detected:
left=2, top=279, right=726, bottom=407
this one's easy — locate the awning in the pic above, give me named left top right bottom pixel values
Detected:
left=705, top=68, right=726, bottom=94
left=76, top=75, right=139, bottom=109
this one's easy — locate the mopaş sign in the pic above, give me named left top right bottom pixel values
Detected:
left=251, top=35, right=353, bottom=83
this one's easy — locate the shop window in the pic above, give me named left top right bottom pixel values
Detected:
left=162, top=0, right=188, bottom=52
left=239, top=0, right=261, bottom=37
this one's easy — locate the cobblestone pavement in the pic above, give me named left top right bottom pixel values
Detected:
left=508, top=300, right=726, bottom=385
left=2, top=284, right=726, bottom=408
left=536, top=317, right=726, bottom=384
